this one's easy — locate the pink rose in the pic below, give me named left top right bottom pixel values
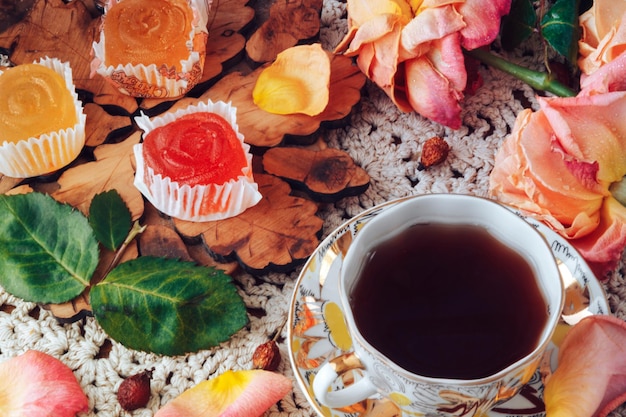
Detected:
left=489, top=56, right=626, bottom=279
left=335, top=0, right=511, bottom=129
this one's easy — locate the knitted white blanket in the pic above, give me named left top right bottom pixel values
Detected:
left=1, top=1, right=625, bottom=416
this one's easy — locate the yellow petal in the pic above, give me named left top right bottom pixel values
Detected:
left=346, top=0, right=413, bottom=27
left=155, top=369, right=292, bottom=417
left=253, top=43, right=330, bottom=116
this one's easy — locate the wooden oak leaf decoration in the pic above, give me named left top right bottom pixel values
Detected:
left=0, top=0, right=97, bottom=86
left=197, top=54, right=365, bottom=147
left=201, top=0, right=254, bottom=81
left=263, top=147, right=370, bottom=202
left=246, top=0, right=323, bottom=64
left=0, top=176, right=22, bottom=195
left=173, top=173, right=323, bottom=273
left=84, top=103, right=132, bottom=147
left=51, top=132, right=144, bottom=220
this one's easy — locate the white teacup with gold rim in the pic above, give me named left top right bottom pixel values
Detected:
left=312, top=193, right=564, bottom=417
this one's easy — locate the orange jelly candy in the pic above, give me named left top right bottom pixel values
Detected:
left=142, top=112, right=249, bottom=187
left=103, top=0, right=193, bottom=71
left=0, top=63, right=77, bottom=144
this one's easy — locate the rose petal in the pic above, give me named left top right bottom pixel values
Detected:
left=578, top=0, right=626, bottom=75
left=402, top=34, right=465, bottom=128
left=346, top=14, right=403, bottom=88
left=580, top=52, right=626, bottom=94
left=154, top=370, right=292, bottom=417
left=457, top=0, right=512, bottom=50
left=565, top=197, right=626, bottom=277
left=0, top=350, right=88, bottom=417
left=544, top=315, right=626, bottom=417
left=252, top=44, right=330, bottom=116
left=400, top=5, right=465, bottom=56
left=539, top=93, right=626, bottom=182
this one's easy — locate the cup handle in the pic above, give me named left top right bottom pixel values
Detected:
left=312, top=352, right=378, bottom=409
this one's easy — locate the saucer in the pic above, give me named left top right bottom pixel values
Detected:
left=287, top=196, right=609, bottom=417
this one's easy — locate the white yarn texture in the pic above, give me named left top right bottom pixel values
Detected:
left=1, top=1, right=626, bottom=416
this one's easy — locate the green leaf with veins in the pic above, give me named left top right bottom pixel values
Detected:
left=89, top=190, right=132, bottom=251
left=500, top=0, right=537, bottom=50
left=541, top=0, right=581, bottom=63
left=90, top=257, right=248, bottom=355
left=0, top=193, right=99, bottom=304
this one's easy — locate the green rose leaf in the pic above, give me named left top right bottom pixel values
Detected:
left=0, top=193, right=99, bottom=304
left=541, top=0, right=580, bottom=63
left=91, top=257, right=248, bottom=355
left=501, top=0, right=537, bottom=50
left=89, top=190, right=132, bottom=251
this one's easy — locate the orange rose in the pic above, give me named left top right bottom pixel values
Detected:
left=489, top=56, right=626, bottom=278
left=578, top=0, right=626, bottom=75
left=335, top=0, right=511, bottom=129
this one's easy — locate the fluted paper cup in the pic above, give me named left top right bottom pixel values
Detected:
left=133, top=100, right=262, bottom=222
left=91, top=0, right=211, bottom=98
left=0, top=57, right=86, bottom=178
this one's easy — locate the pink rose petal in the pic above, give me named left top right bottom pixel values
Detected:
left=0, top=350, right=88, bottom=417
left=544, top=315, right=626, bottom=417
left=457, top=0, right=512, bottom=50
left=155, top=369, right=292, bottom=417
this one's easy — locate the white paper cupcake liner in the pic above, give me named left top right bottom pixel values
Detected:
left=91, top=0, right=211, bottom=98
left=0, top=57, right=86, bottom=178
left=133, top=100, right=262, bottom=222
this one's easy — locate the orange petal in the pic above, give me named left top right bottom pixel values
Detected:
left=567, top=197, right=626, bottom=277
left=544, top=315, right=626, bottom=417
left=0, top=350, right=88, bottom=416
left=154, top=370, right=292, bottom=417
left=350, top=15, right=403, bottom=87
left=345, top=0, right=412, bottom=28
left=252, top=44, right=330, bottom=116
left=578, top=0, right=626, bottom=74
left=538, top=93, right=626, bottom=183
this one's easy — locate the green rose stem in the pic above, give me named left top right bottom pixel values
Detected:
left=464, top=48, right=576, bottom=98
left=101, top=220, right=147, bottom=279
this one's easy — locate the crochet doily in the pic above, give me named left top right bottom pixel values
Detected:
left=1, top=1, right=625, bottom=416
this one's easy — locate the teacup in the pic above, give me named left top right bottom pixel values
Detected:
left=312, top=193, right=564, bottom=417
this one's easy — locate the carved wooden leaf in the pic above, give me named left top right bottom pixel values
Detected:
left=202, top=0, right=254, bottom=80
left=0, top=0, right=97, bottom=88
left=262, top=147, right=370, bottom=202
left=246, top=0, right=323, bottom=64
left=199, top=54, right=366, bottom=147
left=51, top=132, right=144, bottom=220
left=84, top=103, right=132, bottom=147
left=173, top=173, right=323, bottom=273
